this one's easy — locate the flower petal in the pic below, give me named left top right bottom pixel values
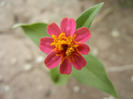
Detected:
left=39, top=37, right=55, bottom=54
left=74, top=27, right=91, bottom=43
left=77, top=44, right=90, bottom=55
left=59, top=58, right=72, bottom=74
left=60, top=18, right=76, bottom=36
left=47, top=23, right=61, bottom=37
left=45, top=51, right=61, bottom=69
left=71, top=53, right=86, bottom=70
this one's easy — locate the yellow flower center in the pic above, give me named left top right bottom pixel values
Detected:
left=50, top=33, right=80, bottom=57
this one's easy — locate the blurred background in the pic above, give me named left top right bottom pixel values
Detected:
left=0, top=0, right=133, bottom=99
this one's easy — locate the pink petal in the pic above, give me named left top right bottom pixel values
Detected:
left=59, top=58, right=72, bottom=74
left=77, top=44, right=90, bottom=55
left=47, top=23, right=61, bottom=37
left=60, top=18, right=76, bottom=36
left=74, top=27, right=91, bottom=43
left=39, top=37, right=55, bottom=54
left=71, top=53, right=86, bottom=70
left=45, top=51, right=61, bottom=69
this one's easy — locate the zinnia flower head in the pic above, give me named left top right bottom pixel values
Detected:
left=40, top=18, right=91, bottom=74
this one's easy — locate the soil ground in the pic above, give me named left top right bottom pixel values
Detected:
left=0, top=0, right=133, bottom=99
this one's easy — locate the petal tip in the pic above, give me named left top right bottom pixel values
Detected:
left=60, top=17, right=76, bottom=36
left=47, top=23, right=61, bottom=36
left=74, top=27, right=91, bottom=43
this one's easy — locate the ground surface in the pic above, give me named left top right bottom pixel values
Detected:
left=0, top=0, right=133, bottom=99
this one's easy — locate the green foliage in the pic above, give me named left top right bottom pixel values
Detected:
left=13, top=23, right=49, bottom=46
left=13, top=23, right=71, bottom=85
left=14, top=2, right=118, bottom=98
left=72, top=54, right=118, bottom=97
left=76, top=2, right=104, bottom=29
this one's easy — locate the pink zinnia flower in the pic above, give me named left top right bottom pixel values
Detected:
left=39, top=18, right=91, bottom=74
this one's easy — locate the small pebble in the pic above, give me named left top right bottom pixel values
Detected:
left=111, top=30, right=120, bottom=38
left=73, top=86, right=80, bottom=93
left=3, top=85, right=10, bottom=92
left=36, top=56, right=44, bottom=64
left=131, top=75, right=133, bottom=82
left=23, top=64, right=32, bottom=71
left=11, top=58, right=17, bottom=65
left=0, top=0, right=6, bottom=6
left=37, top=85, right=43, bottom=91
left=103, top=96, right=115, bottom=99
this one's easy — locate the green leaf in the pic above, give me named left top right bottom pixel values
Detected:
left=50, top=67, right=70, bottom=85
left=13, top=23, right=70, bottom=85
left=71, top=54, right=118, bottom=98
left=13, top=3, right=117, bottom=96
left=76, top=2, right=104, bottom=29
left=74, top=2, right=118, bottom=97
left=13, top=23, right=49, bottom=46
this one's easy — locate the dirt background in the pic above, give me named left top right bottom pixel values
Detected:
left=0, top=0, right=133, bottom=99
